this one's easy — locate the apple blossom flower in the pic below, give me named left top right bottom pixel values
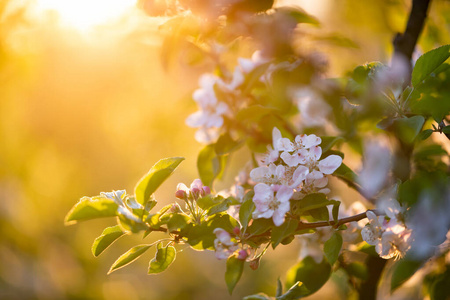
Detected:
left=101, top=190, right=126, bottom=206
left=186, top=74, right=231, bottom=144
left=213, top=228, right=239, bottom=260
left=176, top=179, right=210, bottom=202
left=101, top=190, right=142, bottom=222
left=252, top=183, right=293, bottom=226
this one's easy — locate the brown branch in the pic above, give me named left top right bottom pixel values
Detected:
left=392, top=0, right=432, bottom=83
left=296, top=209, right=382, bottom=230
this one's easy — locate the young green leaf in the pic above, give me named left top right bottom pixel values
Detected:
left=393, top=116, right=425, bottom=144
left=418, top=129, right=434, bottom=140
left=295, top=193, right=330, bottom=213
left=243, top=294, right=273, bottom=300
left=214, top=133, right=244, bottom=156
left=197, top=145, right=224, bottom=188
left=271, top=219, right=299, bottom=249
left=108, top=244, right=153, bottom=274
left=135, top=157, right=185, bottom=206
left=65, top=196, right=119, bottom=225
left=412, top=44, right=450, bottom=87
left=148, top=243, right=177, bottom=274
left=92, top=225, right=125, bottom=257
left=225, top=255, right=245, bottom=294
left=323, top=232, right=343, bottom=265
left=239, top=193, right=255, bottom=230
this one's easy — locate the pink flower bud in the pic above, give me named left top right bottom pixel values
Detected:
left=191, top=187, right=200, bottom=199
left=249, top=258, right=260, bottom=270
left=237, top=249, right=249, bottom=260
left=233, top=226, right=241, bottom=236
left=201, top=186, right=211, bottom=196
left=175, top=190, right=186, bottom=199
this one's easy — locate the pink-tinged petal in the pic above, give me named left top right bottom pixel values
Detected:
left=314, top=177, right=328, bottom=188
left=318, top=155, right=342, bottom=174
left=277, top=138, right=295, bottom=151
left=190, top=179, right=203, bottom=190
left=272, top=209, right=287, bottom=226
left=291, top=166, right=309, bottom=187
left=310, top=146, right=322, bottom=161
left=253, top=183, right=273, bottom=208
left=366, top=211, right=378, bottom=223
left=275, top=165, right=286, bottom=179
left=267, top=149, right=279, bottom=163
left=318, top=188, right=330, bottom=194
left=272, top=127, right=282, bottom=149
left=253, top=209, right=274, bottom=219
left=276, top=185, right=294, bottom=203
left=250, top=166, right=269, bottom=183
left=213, top=228, right=234, bottom=246
left=176, top=183, right=189, bottom=192
left=280, top=152, right=300, bottom=167
left=361, top=226, right=379, bottom=245
left=307, top=170, right=323, bottom=180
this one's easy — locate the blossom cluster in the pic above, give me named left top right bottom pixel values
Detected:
left=250, top=127, right=343, bottom=226
left=185, top=51, right=268, bottom=143
left=100, top=189, right=143, bottom=222
left=361, top=199, right=412, bottom=259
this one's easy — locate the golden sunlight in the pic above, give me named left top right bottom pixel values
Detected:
left=34, top=0, right=137, bottom=31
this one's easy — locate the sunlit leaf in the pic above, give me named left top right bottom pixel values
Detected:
left=243, top=293, right=273, bottom=300
left=135, top=157, right=185, bottom=206
left=91, top=225, right=125, bottom=257
left=215, top=133, right=244, bottom=156
left=148, top=243, right=176, bottom=274
left=412, top=44, right=450, bottom=87
left=65, top=196, right=118, bottom=225
left=197, top=145, right=224, bottom=188
left=225, top=255, right=245, bottom=294
left=108, top=244, right=153, bottom=274
left=345, top=262, right=369, bottom=280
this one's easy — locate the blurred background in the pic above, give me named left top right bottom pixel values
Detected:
left=0, top=0, right=449, bottom=299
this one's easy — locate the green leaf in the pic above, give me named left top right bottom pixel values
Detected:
left=91, top=226, right=125, bottom=257
left=65, top=196, right=118, bottom=224
left=239, top=192, right=255, bottom=230
left=295, top=193, right=330, bottom=213
left=323, top=232, right=343, bottom=265
left=418, top=129, right=434, bottom=140
left=214, top=133, right=244, bottom=156
left=135, top=157, right=185, bottom=206
left=285, top=256, right=331, bottom=296
left=247, top=218, right=274, bottom=236
left=277, top=281, right=310, bottom=300
left=167, top=213, right=190, bottom=232
left=148, top=243, right=177, bottom=274
left=412, top=44, right=450, bottom=87
left=271, top=219, right=299, bottom=249
left=225, top=255, right=245, bottom=294
left=197, top=145, right=224, bottom=188
left=108, top=244, right=153, bottom=274
left=393, top=116, right=425, bottom=144
left=391, top=259, right=423, bottom=292
left=320, top=136, right=344, bottom=153
left=334, top=163, right=359, bottom=187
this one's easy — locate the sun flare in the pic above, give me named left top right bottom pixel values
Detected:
left=34, top=0, right=137, bottom=31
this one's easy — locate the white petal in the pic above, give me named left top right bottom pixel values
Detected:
left=277, top=138, right=295, bottom=152
left=250, top=166, right=269, bottom=183
left=310, top=146, right=322, bottom=161
left=272, top=127, right=282, bottom=149
left=291, top=166, right=309, bottom=187
left=318, top=155, right=342, bottom=174
left=186, top=111, right=206, bottom=127
left=272, top=210, right=286, bottom=227
left=300, top=134, right=322, bottom=149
